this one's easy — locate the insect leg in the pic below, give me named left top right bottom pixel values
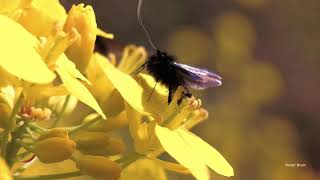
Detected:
left=168, top=86, right=177, bottom=104
left=147, top=80, right=158, bottom=102
left=177, top=88, right=192, bottom=105
left=184, top=88, right=192, bottom=98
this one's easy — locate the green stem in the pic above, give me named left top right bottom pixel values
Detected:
left=68, top=116, right=103, bottom=136
left=1, top=92, right=24, bottom=159
left=50, top=95, right=70, bottom=128
left=16, top=140, right=34, bottom=152
left=116, top=152, right=144, bottom=168
left=14, top=171, right=83, bottom=180
left=7, top=123, right=29, bottom=166
left=16, top=150, right=32, bottom=161
left=28, top=123, right=46, bottom=133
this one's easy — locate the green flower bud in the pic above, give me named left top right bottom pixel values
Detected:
left=76, top=155, right=121, bottom=180
left=34, top=137, right=76, bottom=163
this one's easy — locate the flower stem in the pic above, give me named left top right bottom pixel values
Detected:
left=68, top=116, right=103, bottom=136
left=1, top=91, right=24, bottom=159
left=116, top=152, right=144, bottom=168
left=50, top=95, right=70, bottom=128
left=14, top=171, right=83, bottom=180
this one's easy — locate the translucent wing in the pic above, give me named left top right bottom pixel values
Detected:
left=173, top=62, right=222, bottom=90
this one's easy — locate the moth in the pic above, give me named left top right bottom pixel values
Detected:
left=134, top=0, right=223, bottom=104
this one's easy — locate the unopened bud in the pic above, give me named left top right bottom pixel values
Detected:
left=34, top=137, right=75, bottom=163
left=75, top=132, right=126, bottom=156
left=64, top=4, right=97, bottom=72
left=76, top=155, right=121, bottom=180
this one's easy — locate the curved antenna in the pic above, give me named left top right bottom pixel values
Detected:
left=137, top=0, right=157, bottom=50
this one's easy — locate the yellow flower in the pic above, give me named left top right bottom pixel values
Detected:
left=85, top=43, right=234, bottom=179
left=75, top=155, right=122, bottom=180
left=0, top=157, right=12, bottom=180
left=0, top=4, right=107, bottom=118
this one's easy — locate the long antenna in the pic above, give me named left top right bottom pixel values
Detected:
left=137, top=0, right=157, bottom=50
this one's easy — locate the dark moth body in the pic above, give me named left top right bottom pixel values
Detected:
left=136, top=50, right=223, bottom=104
left=146, top=50, right=192, bottom=103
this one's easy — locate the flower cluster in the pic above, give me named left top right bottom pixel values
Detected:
left=0, top=1, right=233, bottom=180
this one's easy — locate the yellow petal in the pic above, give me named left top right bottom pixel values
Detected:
left=176, top=128, right=234, bottom=177
left=55, top=59, right=105, bottom=119
left=0, top=0, right=20, bottom=14
left=134, top=73, right=168, bottom=115
left=96, top=54, right=151, bottom=116
left=155, top=125, right=209, bottom=180
left=56, top=55, right=91, bottom=84
left=64, top=4, right=97, bottom=72
left=0, top=15, right=55, bottom=84
left=96, top=28, right=114, bottom=39
left=0, top=157, right=12, bottom=180
left=86, top=53, right=114, bottom=103
left=17, top=0, right=67, bottom=37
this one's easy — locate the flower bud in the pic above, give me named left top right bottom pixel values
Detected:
left=64, top=4, right=97, bottom=72
left=87, top=111, right=128, bottom=132
left=76, top=155, right=121, bottom=180
left=37, top=128, right=68, bottom=141
left=0, top=157, right=12, bottom=180
left=75, top=132, right=126, bottom=156
left=20, top=106, right=52, bottom=121
left=34, top=137, right=75, bottom=163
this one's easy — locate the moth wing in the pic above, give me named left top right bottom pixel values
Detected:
left=172, top=62, right=222, bottom=89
